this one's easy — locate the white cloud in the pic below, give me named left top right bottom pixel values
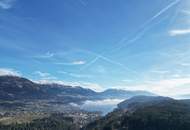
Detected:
left=150, top=70, right=170, bottom=74
left=34, top=71, right=50, bottom=77
left=0, top=68, right=21, bottom=76
left=35, top=52, right=55, bottom=59
left=118, top=77, right=190, bottom=97
left=79, top=99, right=124, bottom=114
left=169, top=29, right=190, bottom=36
left=33, top=71, right=57, bottom=80
left=70, top=99, right=123, bottom=114
left=180, top=63, right=190, bottom=66
left=82, top=99, right=124, bottom=106
left=0, top=0, right=16, bottom=9
left=181, top=10, right=190, bottom=15
left=122, top=79, right=135, bottom=83
left=55, top=60, right=86, bottom=66
left=35, top=79, right=65, bottom=85
left=72, top=60, right=86, bottom=65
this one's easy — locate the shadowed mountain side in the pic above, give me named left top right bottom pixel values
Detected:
left=84, top=96, right=190, bottom=130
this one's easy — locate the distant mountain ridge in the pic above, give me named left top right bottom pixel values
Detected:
left=176, top=94, right=190, bottom=99
left=97, top=89, right=155, bottom=99
left=0, top=76, right=155, bottom=103
left=0, top=76, right=97, bottom=103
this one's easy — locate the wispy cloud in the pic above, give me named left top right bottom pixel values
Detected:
left=122, top=79, right=135, bottom=83
left=33, top=71, right=57, bottom=80
left=76, top=98, right=124, bottom=115
left=58, top=70, right=92, bottom=78
left=35, top=51, right=86, bottom=66
left=34, top=52, right=55, bottom=59
left=34, top=71, right=51, bottom=77
left=181, top=10, right=190, bottom=15
left=150, top=70, right=170, bottom=74
left=0, top=0, right=16, bottom=9
left=55, top=60, right=86, bottom=66
left=81, top=99, right=124, bottom=106
left=169, top=29, right=190, bottom=36
left=118, top=77, right=190, bottom=97
left=78, top=0, right=87, bottom=7
left=72, top=60, right=86, bottom=65
left=0, top=68, right=21, bottom=76
left=180, top=63, right=190, bottom=66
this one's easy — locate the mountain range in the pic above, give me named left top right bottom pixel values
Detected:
left=1, top=76, right=190, bottom=130
left=0, top=75, right=155, bottom=104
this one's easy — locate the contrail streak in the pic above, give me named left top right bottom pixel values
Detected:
left=80, top=55, right=100, bottom=71
left=142, top=0, right=181, bottom=28
left=98, top=55, right=137, bottom=74
left=79, top=0, right=181, bottom=72
left=112, top=15, right=170, bottom=53
left=110, top=0, right=181, bottom=53
left=111, top=28, right=148, bottom=53
left=79, top=50, right=137, bottom=74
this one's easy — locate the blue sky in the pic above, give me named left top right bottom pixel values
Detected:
left=0, top=0, right=190, bottom=96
